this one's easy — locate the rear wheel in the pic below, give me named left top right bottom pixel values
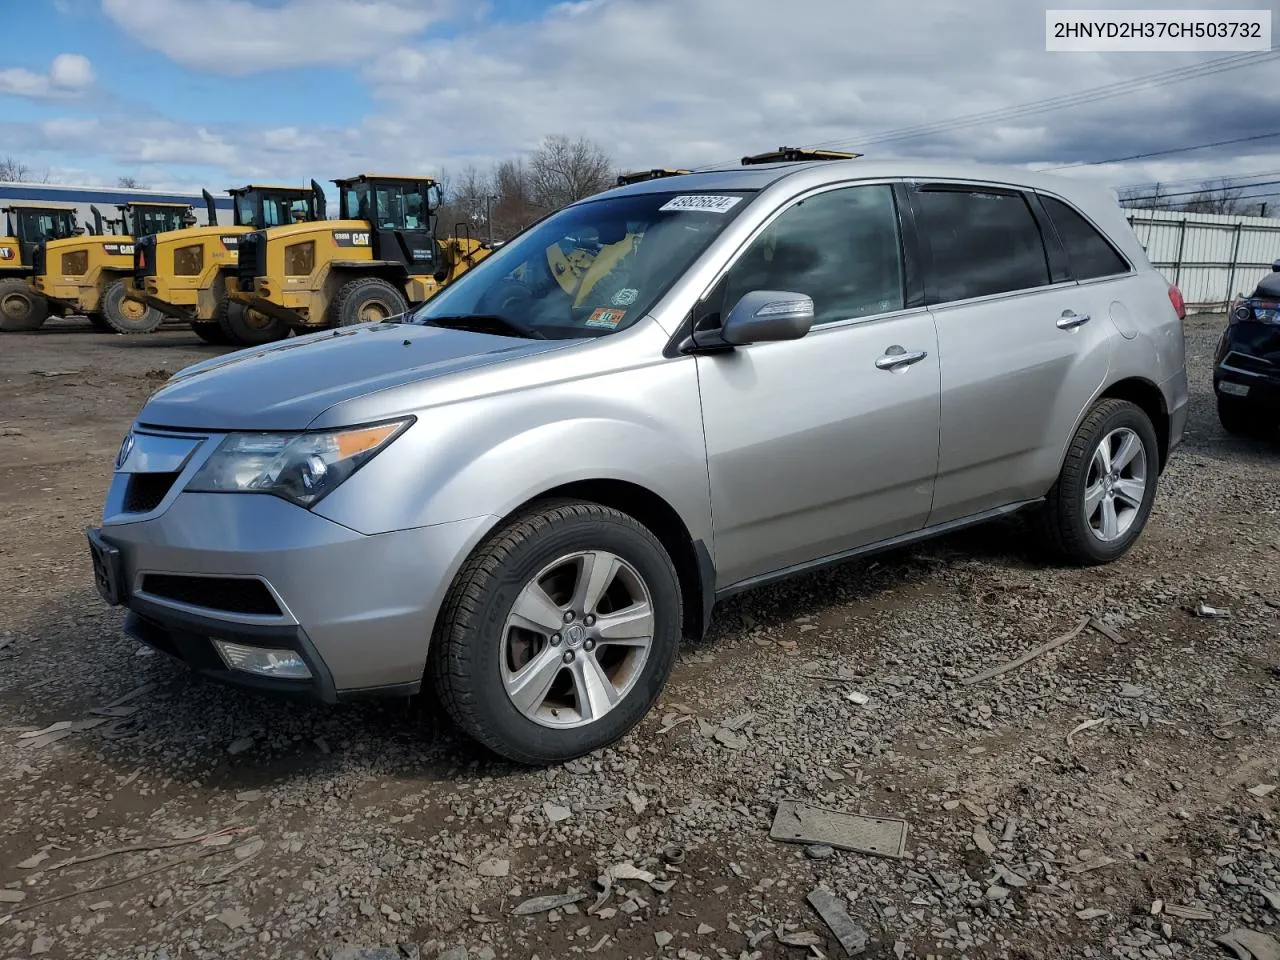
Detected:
left=215, top=298, right=288, bottom=346
left=0, top=278, right=49, bottom=332
left=1039, top=399, right=1160, bottom=565
left=191, top=321, right=229, bottom=344
left=1217, top=395, right=1272, bottom=437
left=101, top=279, right=163, bottom=334
left=331, top=276, right=409, bottom=327
left=431, top=500, right=682, bottom=765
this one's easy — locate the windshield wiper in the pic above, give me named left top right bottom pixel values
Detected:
left=421, top=314, right=548, bottom=340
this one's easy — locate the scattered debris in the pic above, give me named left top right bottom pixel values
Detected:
left=1075, top=908, right=1110, bottom=920
left=805, top=844, right=835, bottom=860
left=217, top=907, right=250, bottom=931
left=1260, top=889, right=1280, bottom=911
left=234, top=838, right=264, bottom=861
left=1118, top=683, right=1145, bottom=698
left=960, top=615, right=1091, bottom=685
left=771, top=801, right=908, bottom=858
left=845, top=691, right=870, bottom=706
left=1163, top=903, right=1215, bottom=921
left=543, top=802, right=572, bottom=824
left=30, top=369, right=80, bottom=377
left=477, top=858, right=510, bottom=878
left=1195, top=602, right=1230, bottom=619
left=779, top=930, right=824, bottom=947
left=331, top=948, right=405, bottom=960
left=227, top=737, right=254, bottom=756
left=105, top=682, right=157, bottom=707
left=973, top=827, right=996, bottom=855
left=235, top=790, right=263, bottom=802
left=16, top=851, right=49, bottom=870
left=1064, top=855, right=1117, bottom=876
left=661, top=844, right=686, bottom=865
left=511, top=891, right=589, bottom=916
left=1088, top=617, right=1126, bottom=643
left=807, top=888, right=869, bottom=956
left=654, top=931, right=673, bottom=947
left=1217, top=928, right=1280, bottom=960
left=1247, top=784, right=1276, bottom=798
left=0, top=890, right=27, bottom=904
left=1066, top=717, right=1108, bottom=745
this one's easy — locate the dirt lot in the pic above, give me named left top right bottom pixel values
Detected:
left=0, top=313, right=1277, bottom=960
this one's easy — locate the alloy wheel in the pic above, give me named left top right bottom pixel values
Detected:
left=1083, top=427, right=1147, bottom=542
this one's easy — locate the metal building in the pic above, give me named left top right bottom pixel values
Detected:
left=0, top=182, right=234, bottom=233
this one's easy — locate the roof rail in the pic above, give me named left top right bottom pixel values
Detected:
left=740, top=147, right=862, bottom=165
left=615, top=168, right=693, bottom=186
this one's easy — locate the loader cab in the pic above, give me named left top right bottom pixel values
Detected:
left=336, top=174, right=440, bottom=274
left=120, top=203, right=192, bottom=239
left=230, top=183, right=325, bottom=229
left=615, top=168, right=692, bottom=187
left=4, top=206, right=77, bottom=266
left=740, top=147, right=863, bottom=164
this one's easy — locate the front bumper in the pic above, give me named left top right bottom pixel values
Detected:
left=1214, top=325, right=1280, bottom=412
left=93, top=489, right=491, bottom=702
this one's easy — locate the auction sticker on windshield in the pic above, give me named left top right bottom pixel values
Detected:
left=659, top=195, right=743, bottom=214
left=585, top=308, right=626, bottom=329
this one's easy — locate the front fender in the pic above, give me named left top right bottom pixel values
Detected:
left=312, top=366, right=712, bottom=550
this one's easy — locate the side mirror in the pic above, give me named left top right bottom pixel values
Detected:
left=721, top=290, right=814, bottom=345
left=1272, top=258, right=1280, bottom=272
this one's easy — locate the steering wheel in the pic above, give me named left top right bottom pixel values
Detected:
left=476, top=278, right=536, bottom=315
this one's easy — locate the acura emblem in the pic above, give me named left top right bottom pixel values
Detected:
left=116, top=432, right=135, bottom=469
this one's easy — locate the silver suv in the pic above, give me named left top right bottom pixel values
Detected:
left=89, top=159, right=1188, bottom=764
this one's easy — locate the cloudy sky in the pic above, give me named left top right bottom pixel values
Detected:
left=2, top=0, right=1279, bottom=205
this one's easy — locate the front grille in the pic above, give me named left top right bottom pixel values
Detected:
left=123, top=472, right=179, bottom=513
left=236, top=232, right=266, bottom=286
left=140, top=574, right=282, bottom=616
left=134, top=235, right=157, bottom=281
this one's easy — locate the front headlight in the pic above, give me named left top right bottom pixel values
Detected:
left=186, top=419, right=411, bottom=507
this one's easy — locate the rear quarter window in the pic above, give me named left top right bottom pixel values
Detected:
left=1041, top=196, right=1130, bottom=281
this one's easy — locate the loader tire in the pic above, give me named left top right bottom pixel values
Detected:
left=331, top=277, right=408, bottom=327
left=102, top=279, right=163, bottom=334
left=191, top=321, right=230, bottom=345
left=0, top=278, right=49, bottom=332
left=214, top=297, right=288, bottom=346
left=87, top=312, right=112, bottom=332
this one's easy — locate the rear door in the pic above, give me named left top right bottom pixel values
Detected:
left=908, top=182, right=1113, bottom=524
left=694, top=181, right=941, bottom=587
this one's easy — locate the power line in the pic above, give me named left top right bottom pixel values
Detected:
left=695, top=46, right=1279, bottom=171
left=1120, top=178, right=1280, bottom=203
left=1045, top=130, right=1280, bottom=172
left=1117, top=167, right=1280, bottom=191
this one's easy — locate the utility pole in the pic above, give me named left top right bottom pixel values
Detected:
left=465, top=195, right=499, bottom=245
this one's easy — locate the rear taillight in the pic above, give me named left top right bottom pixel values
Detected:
left=1167, top=284, right=1186, bottom=321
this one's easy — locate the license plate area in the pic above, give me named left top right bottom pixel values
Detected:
left=87, top=528, right=124, bottom=606
left=1218, top=381, right=1251, bottom=397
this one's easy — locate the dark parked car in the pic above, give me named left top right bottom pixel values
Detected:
left=1215, top=260, right=1280, bottom=436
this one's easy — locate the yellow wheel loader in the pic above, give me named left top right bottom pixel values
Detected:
left=0, top=204, right=77, bottom=332
left=126, top=182, right=326, bottom=345
left=227, top=174, right=493, bottom=330
left=33, top=202, right=195, bottom=334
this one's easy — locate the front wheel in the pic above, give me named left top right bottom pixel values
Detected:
left=101, top=280, right=163, bottom=334
left=431, top=501, right=682, bottom=765
left=0, top=278, right=49, bottom=332
left=1039, top=399, right=1160, bottom=565
left=331, top=277, right=409, bottom=327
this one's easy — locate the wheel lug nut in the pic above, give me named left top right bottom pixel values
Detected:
left=550, top=633, right=561, bottom=646
left=563, top=610, right=575, bottom=623
left=562, top=650, right=575, bottom=664
left=584, top=639, right=595, bottom=652
left=584, top=615, right=595, bottom=626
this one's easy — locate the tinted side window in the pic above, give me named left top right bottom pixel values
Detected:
left=915, top=188, right=1050, bottom=303
left=1041, top=196, right=1129, bottom=280
left=722, top=184, right=904, bottom=326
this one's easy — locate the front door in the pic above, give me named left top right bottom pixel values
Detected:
left=694, top=182, right=941, bottom=588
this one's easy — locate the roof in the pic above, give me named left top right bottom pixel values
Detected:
left=2, top=202, right=78, bottom=212
left=605, top=159, right=1121, bottom=205
left=122, top=201, right=193, bottom=209
left=231, top=184, right=314, bottom=193
left=0, top=181, right=234, bottom=209
left=332, top=174, right=437, bottom=186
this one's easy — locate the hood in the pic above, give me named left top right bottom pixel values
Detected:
left=137, top=322, right=575, bottom=431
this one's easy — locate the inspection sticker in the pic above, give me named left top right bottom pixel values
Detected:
left=585, top=307, right=626, bottom=329
left=659, top=195, right=743, bottom=214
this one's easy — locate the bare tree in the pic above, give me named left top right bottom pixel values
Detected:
left=116, top=175, right=148, bottom=189
left=0, top=156, right=32, bottom=182
left=491, top=158, right=541, bottom=240
left=1177, top=178, right=1247, bottom=215
left=527, top=135, right=614, bottom=212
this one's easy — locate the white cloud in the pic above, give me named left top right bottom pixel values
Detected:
left=101, top=0, right=454, bottom=75
left=0, top=53, right=95, bottom=100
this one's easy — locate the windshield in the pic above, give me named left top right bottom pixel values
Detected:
left=128, top=206, right=188, bottom=237
left=411, top=190, right=754, bottom=339
left=262, top=192, right=313, bottom=227
left=15, top=209, right=75, bottom=242
left=342, top=182, right=429, bottom=230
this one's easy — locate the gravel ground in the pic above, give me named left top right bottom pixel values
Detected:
left=0, top=313, right=1277, bottom=960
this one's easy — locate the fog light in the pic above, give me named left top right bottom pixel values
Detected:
left=212, top=640, right=312, bottom=680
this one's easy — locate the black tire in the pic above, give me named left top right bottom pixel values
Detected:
left=191, top=321, right=229, bottom=344
left=101, top=279, right=163, bottom=334
left=331, top=276, right=408, bottom=327
left=431, top=500, right=683, bottom=765
left=1040, top=399, right=1160, bottom=566
left=0, top=277, right=49, bottom=332
left=87, top=313, right=112, bottom=332
left=214, top=297, right=288, bottom=346
left=1217, top=395, right=1272, bottom=437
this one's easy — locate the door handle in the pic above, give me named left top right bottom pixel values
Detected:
left=875, top=347, right=929, bottom=371
left=1057, top=310, right=1091, bottom=330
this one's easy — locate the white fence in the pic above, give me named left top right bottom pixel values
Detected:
left=1125, top=209, right=1280, bottom=312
